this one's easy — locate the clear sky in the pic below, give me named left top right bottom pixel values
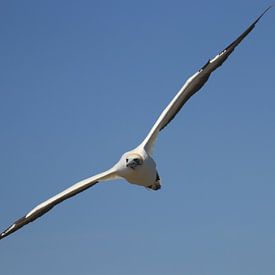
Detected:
left=0, top=1, right=274, bottom=274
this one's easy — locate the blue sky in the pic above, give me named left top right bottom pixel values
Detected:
left=0, top=1, right=274, bottom=274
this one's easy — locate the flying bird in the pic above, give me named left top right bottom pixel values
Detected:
left=0, top=6, right=272, bottom=240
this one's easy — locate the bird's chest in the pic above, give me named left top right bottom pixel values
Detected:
left=121, top=157, right=157, bottom=187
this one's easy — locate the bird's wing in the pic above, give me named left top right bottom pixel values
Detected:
left=141, top=6, right=272, bottom=154
left=0, top=169, right=118, bottom=240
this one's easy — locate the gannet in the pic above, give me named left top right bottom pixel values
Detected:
left=0, top=6, right=272, bottom=240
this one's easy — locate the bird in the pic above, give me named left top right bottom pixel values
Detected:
left=0, top=6, right=272, bottom=240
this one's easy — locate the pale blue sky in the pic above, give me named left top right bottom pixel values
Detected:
left=0, top=1, right=274, bottom=274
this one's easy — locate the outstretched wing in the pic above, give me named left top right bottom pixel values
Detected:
left=0, top=169, right=118, bottom=240
left=141, top=6, right=272, bottom=154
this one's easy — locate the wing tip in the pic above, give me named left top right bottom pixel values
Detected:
left=0, top=224, right=16, bottom=240
left=0, top=232, right=5, bottom=240
left=0, top=215, right=28, bottom=241
left=254, top=5, right=273, bottom=25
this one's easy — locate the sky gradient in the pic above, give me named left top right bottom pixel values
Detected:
left=0, top=1, right=274, bottom=274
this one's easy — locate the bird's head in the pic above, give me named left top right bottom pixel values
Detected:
left=125, top=153, right=143, bottom=170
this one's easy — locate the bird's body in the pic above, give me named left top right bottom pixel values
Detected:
left=115, top=147, right=160, bottom=189
left=0, top=6, right=273, bottom=240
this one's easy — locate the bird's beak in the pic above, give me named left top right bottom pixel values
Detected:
left=126, top=158, right=143, bottom=169
left=126, top=159, right=138, bottom=169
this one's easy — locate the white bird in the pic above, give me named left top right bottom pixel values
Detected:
left=0, top=6, right=272, bottom=240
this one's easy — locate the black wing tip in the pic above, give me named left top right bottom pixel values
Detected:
left=254, top=5, right=273, bottom=25
left=200, top=5, right=273, bottom=72
left=0, top=224, right=17, bottom=240
left=0, top=215, right=27, bottom=240
left=0, top=232, right=6, bottom=240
